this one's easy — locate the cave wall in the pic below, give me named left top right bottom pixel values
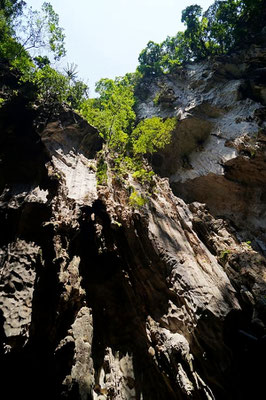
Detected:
left=136, top=44, right=266, bottom=239
left=0, top=45, right=266, bottom=400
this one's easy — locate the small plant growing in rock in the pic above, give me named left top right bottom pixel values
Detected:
left=96, top=157, right=108, bottom=185
left=129, top=190, right=147, bottom=208
left=219, top=249, right=230, bottom=262
left=112, top=220, right=122, bottom=228
left=243, top=240, right=252, bottom=249
left=153, top=92, right=161, bottom=106
left=54, top=172, right=61, bottom=180
left=132, top=169, right=154, bottom=185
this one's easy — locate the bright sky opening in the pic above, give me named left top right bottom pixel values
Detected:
left=25, top=0, right=214, bottom=96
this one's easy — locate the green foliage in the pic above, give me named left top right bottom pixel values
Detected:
left=112, top=155, right=139, bottom=176
left=132, top=117, right=176, bottom=155
left=153, top=92, right=160, bottom=106
left=80, top=98, right=101, bottom=125
left=17, top=2, right=66, bottom=61
left=0, top=0, right=25, bottom=40
left=80, top=76, right=136, bottom=151
left=67, top=80, right=88, bottom=109
left=80, top=77, right=177, bottom=189
left=138, top=41, right=163, bottom=76
left=182, top=5, right=209, bottom=60
left=0, top=34, right=33, bottom=74
left=0, top=0, right=67, bottom=90
left=0, top=0, right=31, bottom=71
left=31, top=65, right=69, bottom=104
left=129, top=189, right=147, bottom=208
left=137, top=0, right=266, bottom=78
left=42, top=2, right=65, bottom=60
left=0, top=97, right=5, bottom=108
left=25, top=64, right=88, bottom=108
left=33, top=55, right=50, bottom=68
left=96, top=156, right=108, bottom=186
left=160, top=33, right=189, bottom=73
left=219, top=249, right=230, bottom=261
left=132, top=169, right=154, bottom=184
left=0, top=0, right=25, bottom=20
left=243, top=240, right=252, bottom=249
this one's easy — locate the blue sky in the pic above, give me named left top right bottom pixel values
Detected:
left=25, top=0, right=214, bottom=96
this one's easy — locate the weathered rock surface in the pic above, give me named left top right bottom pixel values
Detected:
left=0, top=44, right=266, bottom=400
left=136, top=44, right=266, bottom=238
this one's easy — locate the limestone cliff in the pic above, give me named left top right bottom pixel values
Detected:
left=0, top=44, right=266, bottom=400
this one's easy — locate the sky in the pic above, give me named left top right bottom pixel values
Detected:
left=25, top=0, right=214, bottom=96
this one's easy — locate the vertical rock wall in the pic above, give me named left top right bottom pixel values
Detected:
left=1, top=46, right=266, bottom=400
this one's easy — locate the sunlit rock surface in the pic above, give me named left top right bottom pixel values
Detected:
left=0, top=44, right=266, bottom=400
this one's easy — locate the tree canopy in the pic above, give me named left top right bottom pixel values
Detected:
left=132, top=117, right=176, bottom=155
left=0, top=1, right=88, bottom=109
left=0, top=1, right=66, bottom=70
left=80, top=76, right=176, bottom=164
left=80, top=76, right=136, bottom=151
left=17, top=2, right=66, bottom=61
left=137, top=0, right=266, bottom=77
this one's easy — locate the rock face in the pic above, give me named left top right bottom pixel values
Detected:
left=136, top=44, right=266, bottom=242
left=0, top=45, right=266, bottom=400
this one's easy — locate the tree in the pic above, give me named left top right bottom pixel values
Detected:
left=232, top=0, right=266, bottom=42
left=136, top=0, right=266, bottom=78
left=32, top=65, right=69, bottom=104
left=0, top=1, right=66, bottom=75
left=16, top=2, right=66, bottom=61
left=0, top=0, right=25, bottom=22
left=33, top=55, right=50, bottom=68
left=0, top=1, right=87, bottom=112
left=63, top=62, right=78, bottom=81
left=66, top=79, right=88, bottom=109
left=0, top=1, right=26, bottom=57
left=204, top=0, right=242, bottom=53
left=0, top=0, right=32, bottom=74
left=132, top=117, right=176, bottom=155
left=30, top=64, right=88, bottom=109
left=80, top=76, right=136, bottom=150
left=160, top=32, right=191, bottom=72
left=204, top=0, right=266, bottom=53
left=181, top=5, right=209, bottom=60
left=137, top=41, right=163, bottom=77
